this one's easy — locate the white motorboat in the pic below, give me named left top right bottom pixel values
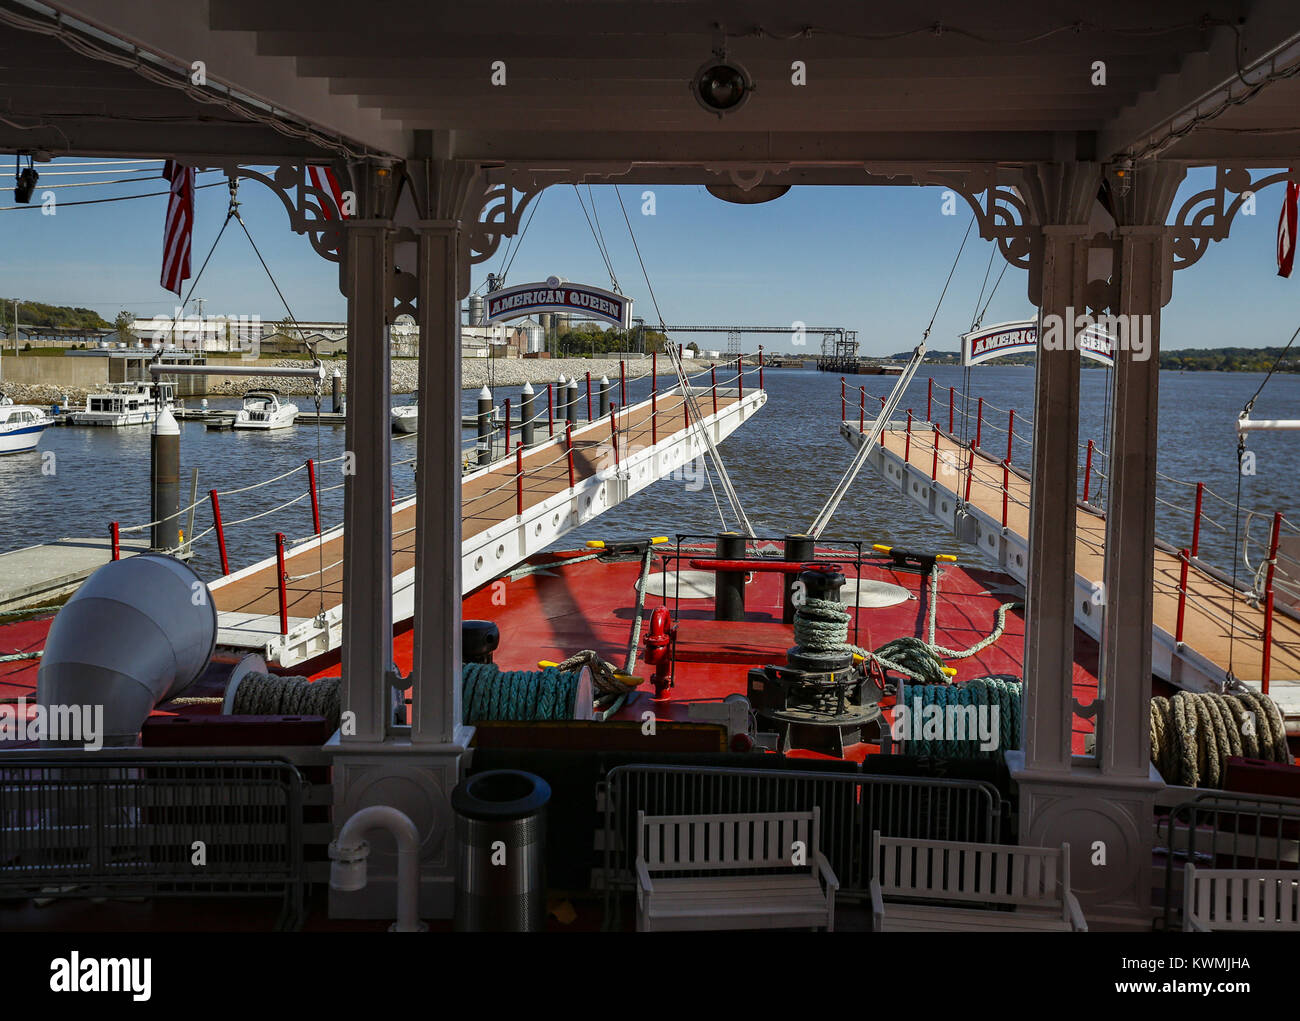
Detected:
left=0, top=397, right=52, bottom=454
left=391, top=398, right=418, bottom=434
left=68, top=381, right=174, bottom=427
left=234, top=389, right=299, bottom=430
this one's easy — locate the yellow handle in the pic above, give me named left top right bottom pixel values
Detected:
left=938, top=554, right=958, bottom=563
left=941, top=666, right=958, bottom=677
left=650, top=536, right=669, bottom=545
left=538, top=660, right=559, bottom=669
left=585, top=540, right=605, bottom=549
left=872, top=543, right=892, bottom=553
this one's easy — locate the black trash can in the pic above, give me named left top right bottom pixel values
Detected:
left=452, top=769, right=551, bottom=931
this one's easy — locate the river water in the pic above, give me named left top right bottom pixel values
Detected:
left=0, top=365, right=1296, bottom=587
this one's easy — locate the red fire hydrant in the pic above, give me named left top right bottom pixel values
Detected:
left=643, top=606, right=677, bottom=699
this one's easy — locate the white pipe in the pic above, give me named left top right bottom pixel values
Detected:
left=329, top=805, right=425, bottom=932
left=1237, top=418, right=1300, bottom=434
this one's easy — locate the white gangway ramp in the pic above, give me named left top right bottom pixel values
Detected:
left=207, top=375, right=766, bottom=667
left=840, top=376, right=1300, bottom=717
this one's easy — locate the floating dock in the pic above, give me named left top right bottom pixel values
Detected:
left=0, top=536, right=155, bottom=612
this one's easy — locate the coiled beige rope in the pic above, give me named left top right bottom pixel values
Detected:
left=1149, top=690, right=1290, bottom=788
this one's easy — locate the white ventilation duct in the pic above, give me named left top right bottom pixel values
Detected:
left=37, top=553, right=217, bottom=745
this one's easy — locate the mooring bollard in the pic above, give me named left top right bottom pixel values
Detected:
left=332, top=369, right=344, bottom=414
left=546, top=383, right=554, bottom=437
left=598, top=375, right=611, bottom=419
left=566, top=377, right=579, bottom=427
left=477, top=386, right=493, bottom=466
left=585, top=371, right=593, bottom=421
left=520, top=382, right=535, bottom=448
left=503, top=397, right=512, bottom=455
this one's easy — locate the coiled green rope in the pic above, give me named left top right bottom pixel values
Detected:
left=896, top=676, right=1022, bottom=759
left=791, top=598, right=951, bottom=685
left=462, top=662, right=583, bottom=723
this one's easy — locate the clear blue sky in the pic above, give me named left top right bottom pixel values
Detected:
left=1, top=162, right=1293, bottom=356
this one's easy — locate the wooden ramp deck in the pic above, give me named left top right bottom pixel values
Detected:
left=842, top=417, right=1300, bottom=717
left=208, top=385, right=766, bottom=666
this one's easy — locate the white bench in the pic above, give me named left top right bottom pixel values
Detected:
left=870, top=830, right=1087, bottom=931
left=1183, top=865, right=1300, bottom=931
left=635, top=809, right=839, bottom=931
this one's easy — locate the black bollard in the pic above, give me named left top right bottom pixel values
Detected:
left=151, top=406, right=181, bottom=552
left=520, top=381, right=535, bottom=448
left=477, top=385, right=493, bottom=466
left=783, top=533, right=816, bottom=624
left=598, top=375, right=611, bottom=419
left=331, top=369, right=344, bottom=414
left=715, top=531, right=747, bottom=622
left=566, top=378, right=579, bottom=427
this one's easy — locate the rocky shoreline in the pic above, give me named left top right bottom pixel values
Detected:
left=0, top=356, right=713, bottom=407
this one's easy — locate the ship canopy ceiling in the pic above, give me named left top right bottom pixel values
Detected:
left=3, top=0, right=1300, bottom=180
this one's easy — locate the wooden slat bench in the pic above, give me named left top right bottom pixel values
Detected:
left=1183, top=865, right=1300, bottom=931
left=635, top=809, right=838, bottom=931
left=870, top=831, right=1087, bottom=931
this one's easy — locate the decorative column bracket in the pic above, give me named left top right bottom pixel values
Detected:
left=206, top=160, right=351, bottom=264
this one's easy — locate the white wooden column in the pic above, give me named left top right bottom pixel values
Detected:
left=340, top=216, right=395, bottom=743
left=411, top=217, right=466, bottom=745
left=1099, top=221, right=1174, bottom=778
left=1021, top=223, right=1091, bottom=773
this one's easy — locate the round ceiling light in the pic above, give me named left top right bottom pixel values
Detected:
left=692, top=57, right=754, bottom=116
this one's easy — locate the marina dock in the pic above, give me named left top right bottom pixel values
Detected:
left=0, top=536, right=154, bottom=612
left=207, top=383, right=766, bottom=666
left=842, top=381, right=1300, bottom=718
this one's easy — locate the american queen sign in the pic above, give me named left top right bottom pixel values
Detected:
left=486, top=276, right=632, bottom=329
left=961, top=317, right=1115, bottom=367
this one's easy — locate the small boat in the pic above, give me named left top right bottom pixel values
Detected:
left=0, top=397, right=51, bottom=454
left=233, top=389, right=298, bottom=430
left=68, top=381, right=174, bottom=427
left=391, top=398, right=418, bottom=434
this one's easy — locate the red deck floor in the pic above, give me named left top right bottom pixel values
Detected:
left=2, top=547, right=1106, bottom=756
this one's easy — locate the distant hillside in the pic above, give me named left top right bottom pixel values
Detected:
left=886, top=347, right=1298, bottom=371
left=2, top=300, right=111, bottom=332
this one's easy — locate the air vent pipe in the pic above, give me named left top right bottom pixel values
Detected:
left=36, top=553, right=217, bottom=745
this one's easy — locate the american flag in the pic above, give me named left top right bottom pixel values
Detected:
left=1277, top=179, right=1298, bottom=278
left=308, top=165, right=347, bottom=220
left=160, top=160, right=194, bottom=295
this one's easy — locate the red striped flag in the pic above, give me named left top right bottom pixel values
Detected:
left=307, top=165, right=347, bottom=220
left=160, top=160, right=194, bottom=296
left=1278, top=179, right=1299, bottom=278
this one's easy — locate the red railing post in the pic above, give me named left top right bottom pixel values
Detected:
left=931, top=424, right=940, bottom=481
left=926, top=378, right=933, bottom=422
left=948, top=386, right=954, bottom=433
left=1001, top=461, right=1010, bottom=527
left=1262, top=511, right=1283, bottom=693
left=1083, top=439, right=1094, bottom=504
left=586, top=371, right=593, bottom=421
left=516, top=445, right=524, bottom=518
left=1175, top=548, right=1190, bottom=644
left=1191, top=481, right=1205, bottom=557
left=737, top=356, right=744, bottom=400
left=975, top=397, right=984, bottom=449
left=209, top=489, right=230, bottom=576
left=904, top=409, right=913, bottom=460
left=610, top=406, right=620, bottom=468
left=546, top=383, right=554, bottom=437
left=620, top=360, right=627, bottom=406
left=1006, top=409, right=1015, bottom=465
left=566, top=421, right=575, bottom=490
left=306, top=458, right=321, bottom=535
left=504, top=397, right=511, bottom=454
left=859, top=387, right=865, bottom=433
left=110, top=521, right=120, bottom=561
left=275, top=532, right=289, bottom=635
left=711, top=366, right=719, bottom=416
left=651, top=383, right=658, bottom=445
left=841, top=377, right=846, bottom=421
left=964, top=447, right=975, bottom=502
left=652, top=350, right=658, bottom=393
